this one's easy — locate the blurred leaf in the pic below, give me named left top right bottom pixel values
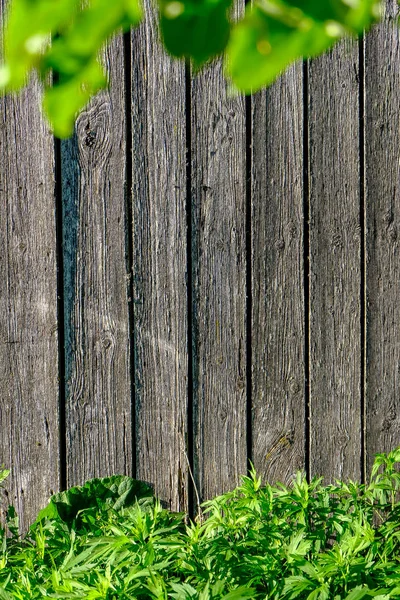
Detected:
left=0, top=468, right=10, bottom=485
left=43, top=59, right=106, bottom=138
left=159, top=0, right=233, bottom=67
left=0, top=0, right=386, bottom=135
left=221, top=587, right=256, bottom=599
left=42, top=0, right=142, bottom=77
left=226, top=0, right=382, bottom=93
left=1, top=0, right=143, bottom=136
left=2, top=0, right=81, bottom=89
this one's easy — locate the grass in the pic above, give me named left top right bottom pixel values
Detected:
left=1, top=449, right=400, bottom=598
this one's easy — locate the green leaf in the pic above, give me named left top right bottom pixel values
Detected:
left=159, top=0, right=233, bottom=67
left=283, top=575, right=313, bottom=599
left=0, top=588, right=14, bottom=600
left=221, top=587, right=256, bottom=600
left=287, top=532, right=312, bottom=559
left=226, top=0, right=382, bottom=93
left=1, top=0, right=143, bottom=137
left=5, top=506, right=19, bottom=538
left=0, top=468, right=10, bottom=485
left=342, top=586, right=370, bottom=600
left=43, top=58, right=106, bottom=138
left=226, top=3, right=336, bottom=93
left=42, top=0, right=142, bottom=136
left=169, top=581, right=198, bottom=599
left=31, top=475, right=153, bottom=529
left=1, top=0, right=81, bottom=89
left=42, top=0, right=141, bottom=78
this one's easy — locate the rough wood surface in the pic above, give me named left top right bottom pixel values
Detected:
left=191, top=60, right=247, bottom=502
left=4, top=2, right=400, bottom=528
left=365, top=0, right=400, bottom=472
left=63, top=36, right=132, bottom=486
left=251, top=65, right=305, bottom=485
left=0, top=0, right=59, bottom=532
left=130, top=2, right=188, bottom=511
left=308, top=40, right=362, bottom=481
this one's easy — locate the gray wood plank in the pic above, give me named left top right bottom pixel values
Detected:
left=130, top=2, right=189, bottom=511
left=64, top=35, right=132, bottom=486
left=0, top=1, right=60, bottom=531
left=364, top=0, right=400, bottom=473
left=251, top=64, right=305, bottom=485
left=191, top=60, right=247, bottom=502
left=308, top=40, right=362, bottom=482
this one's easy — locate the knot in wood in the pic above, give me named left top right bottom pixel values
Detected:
left=287, top=222, right=297, bottom=239
left=289, top=379, right=300, bottom=394
left=101, top=332, right=114, bottom=350
left=332, top=231, right=343, bottom=251
left=236, top=376, right=245, bottom=391
left=85, top=128, right=97, bottom=148
left=382, top=417, right=393, bottom=432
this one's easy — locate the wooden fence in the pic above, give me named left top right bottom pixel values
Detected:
left=1, top=0, right=400, bottom=531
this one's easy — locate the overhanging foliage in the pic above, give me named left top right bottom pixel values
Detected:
left=0, top=0, right=384, bottom=137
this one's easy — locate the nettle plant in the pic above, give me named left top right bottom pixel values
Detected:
left=0, top=0, right=384, bottom=137
left=1, top=450, right=400, bottom=598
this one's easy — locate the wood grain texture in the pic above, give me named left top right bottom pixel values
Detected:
left=130, top=2, right=188, bottom=511
left=191, top=60, right=247, bottom=502
left=0, top=0, right=59, bottom=532
left=251, top=65, right=305, bottom=485
left=308, top=40, right=362, bottom=481
left=364, top=0, right=400, bottom=471
left=64, top=36, right=132, bottom=486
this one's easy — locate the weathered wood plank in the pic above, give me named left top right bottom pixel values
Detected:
left=0, top=0, right=59, bottom=532
left=64, top=36, right=132, bottom=486
left=130, top=3, right=188, bottom=511
left=191, top=60, right=247, bottom=501
left=251, top=65, right=305, bottom=485
left=308, top=40, right=362, bottom=481
left=365, top=0, right=400, bottom=472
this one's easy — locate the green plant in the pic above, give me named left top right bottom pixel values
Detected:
left=0, top=0, right=383, bottom=137
left=2, top=449, right=400, bottom=598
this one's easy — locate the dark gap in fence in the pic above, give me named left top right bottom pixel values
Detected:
left=185, top=60, right=195, bottom=519
left=303, top=60, right=311, bottom=482
left=244, top=0, right=253, bottom=475
left=359, top=35, right=366, bottom=485
left=54, top=134, right=67, bottom=492
left=245, top=93, right=253, bottom=470
left=123, top=31, right=136, bottom=480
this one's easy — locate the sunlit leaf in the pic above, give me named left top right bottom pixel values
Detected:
left=342, top=585, right=370, bottom=600
left=226, top=0, right=382, bottom=93
left=42, top=62, right=105, bottom=137
left=2, top=0, right=81, bottom=89
left=0, top=0, right=387, bottom=135
left=1, top=0, right=143, bottom=136
left=31, top=474, right=153, bottom=528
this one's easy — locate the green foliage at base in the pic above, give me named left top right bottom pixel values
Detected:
left=0, top=0, right=385, bottom=137
left=2, top=449, right=400, bottom=598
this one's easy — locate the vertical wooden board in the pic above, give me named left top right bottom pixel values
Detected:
left=251, top=64, right=305, bottom=485
left=365, top=0, right=400, bottom=472
left=64, top=36, right=132, bottom=486
left=130, top=3, right=188, bottom=511
left=308, top=40, right=362, bottom=481
left=191, top=60, right=247, bottom=501
left=0, top=0, right=59, bottom=532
